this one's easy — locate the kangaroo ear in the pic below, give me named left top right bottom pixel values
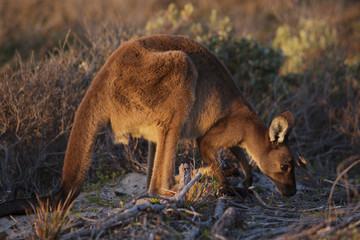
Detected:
left=269, top=111, right=294, bottom=145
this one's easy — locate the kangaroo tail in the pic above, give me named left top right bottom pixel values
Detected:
left=0, top=192, right=59, bottom=217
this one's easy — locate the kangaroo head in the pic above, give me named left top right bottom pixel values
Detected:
left=257, top=111, right=296, bottom=197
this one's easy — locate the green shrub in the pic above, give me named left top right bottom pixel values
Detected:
left=145, top=3, right=285, bottom=102
left=272, top=19, right=337, bottom=74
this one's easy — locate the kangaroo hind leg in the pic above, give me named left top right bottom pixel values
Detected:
left=146, top=141, right=156, bottom=190
left=148, top=127, right=181, bottom=196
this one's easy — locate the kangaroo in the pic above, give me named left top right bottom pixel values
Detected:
left=0, top=34, right=296, bottom=217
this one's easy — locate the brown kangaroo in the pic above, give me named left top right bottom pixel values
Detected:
left=0, top=34, right=296, bottom=217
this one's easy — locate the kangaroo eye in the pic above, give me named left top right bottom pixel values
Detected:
left=280, top=165, right=289, bottom=172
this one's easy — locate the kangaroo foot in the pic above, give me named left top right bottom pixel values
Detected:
left=242, top=176, right=253, bottom=189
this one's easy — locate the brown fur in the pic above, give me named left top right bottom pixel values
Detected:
left=0, top=35, right=296, bottom=217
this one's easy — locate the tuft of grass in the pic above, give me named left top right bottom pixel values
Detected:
left=26, top=193, right=74, bottom=240
left=84, top=169, right=125, bottom=192
left=254, top=185, right=264, bottom=194
left=184, top=174, right=216, bottom=211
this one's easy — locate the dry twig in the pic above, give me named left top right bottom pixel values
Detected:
left=212, top=207, right=244, bottom=239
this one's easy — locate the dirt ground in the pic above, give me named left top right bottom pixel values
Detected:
left=0, top=169, right=359, bottom=239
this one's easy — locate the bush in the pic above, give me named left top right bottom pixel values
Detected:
left=272, top=19, right=337, bottom=74
left=0, top=41, right=84, bottom=198
left=0, top=29, right=134, bottom=199
left=145, top=3, right=285, bottom=102
left=276, top=54, right=360, bottom=172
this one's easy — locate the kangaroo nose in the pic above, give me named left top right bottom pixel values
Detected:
left=277, top=185, right=297, bottom=197
left=284, top=186, right=297, bottom=197
left=289, top=187, right=297, bottom=196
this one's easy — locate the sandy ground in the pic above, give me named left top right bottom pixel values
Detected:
left=0, top=173, right=148, bottom=239
left=1, top=168, right=355, bottom=240
left=0, top=169, right=282, bottom=239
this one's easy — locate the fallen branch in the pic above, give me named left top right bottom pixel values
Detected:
left=178, top=163, right=192, bottom=192
left=277, top=212, right=360, bottom=240
left=226, top=199, right=251, bottom=210
left=173, top=172, right=202, bottom=202
left=62, top=171, right=203, bottom=239
left=248, top=186, right=283, bottom=210
left=323, top=178, right=359, bottom=191
left=213, top=199, right=225, bottom=220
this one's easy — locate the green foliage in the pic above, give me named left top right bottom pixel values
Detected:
left=266, top=193, right=276, bottom=205
left=211, top=175, right=219, bottom=193
left=355, top=175, right=360, bottom=185
left=85, top=191, right=116, bottom=207
left=145, top=3, right=195, bottom=34
left=86, top=191, right=101, bottom=204
left=205, top=37, right=285, bottom=100
left=149, top=198, right=161, bottom=204
left=95, top=169, right=124, bottom=185
left=273, top=19, right=337, bottom=74
left=84, top=170, right=124, bottom=192
left=254, top=185, right=264, bottom=194
left=200, top=227, right=212, bottom=240
left=82, top=169, right=124, bottom=207
left=145, top=3, right=285, bottom=102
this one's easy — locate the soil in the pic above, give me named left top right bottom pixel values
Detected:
left=0, top=169, right=359, bottom=239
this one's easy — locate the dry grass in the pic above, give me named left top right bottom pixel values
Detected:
left=276, top=157, right=360, bottom=240
left=0, top=28, right=135, bottom=200
left=183, top=173, right=217, bottom=211
left=25, top=192, right=74, bottom=240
